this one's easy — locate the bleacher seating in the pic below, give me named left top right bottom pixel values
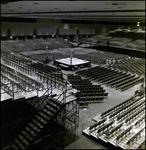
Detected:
left=1, top=42, right=12, bottom=53
left=27, top=39, right=53, bottom=50
left=46, top=38, right=72, bottom=48
left=126, top=127, right=145, bottom=148
left=80, top=28, right=145, bottom=52
left=3, top=40, right=35, bottom=52
left=83, top=94, right=145, bottom=149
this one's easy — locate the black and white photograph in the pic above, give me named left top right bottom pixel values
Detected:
left=1, top=1, right=145, bottom=149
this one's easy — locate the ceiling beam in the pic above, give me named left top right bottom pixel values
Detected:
left=1, top=9, right=145, bottom=15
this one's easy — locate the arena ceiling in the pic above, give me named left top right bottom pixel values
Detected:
left=1, top=1, right=145, bottom=23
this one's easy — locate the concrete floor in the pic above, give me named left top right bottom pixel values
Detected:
left=63, top=71, right=143, bottom=149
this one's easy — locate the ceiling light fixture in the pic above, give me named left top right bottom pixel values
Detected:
left=137, top=22, right=140, bottom=26
left=105, top=2, right=126, bottom=6
left=112, top=3, right=119, bottom=6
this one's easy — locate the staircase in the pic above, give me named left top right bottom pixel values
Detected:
left=9, top=98, right=64, bottom=149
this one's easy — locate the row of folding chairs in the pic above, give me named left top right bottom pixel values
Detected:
left=126, top=103, right=145, bottom=122
left=100, top=96, right=144, bottom=118
left=78, top=96, right=104, bottom=102
left=120, top=77, right=144, bottom=91
left=76, top=92, right=107, bottom=97
left=97, top=120, right=115, bottom=135
left=120, top=64, right=144, bottom=75
left=126, top=127, right=145, bottom=147
left=1, top=63, right=43, bottom=88
left=116, top=125, right=133, bottom=144
left=126, top=112, right=145, bottom=126
left=89, top=118, right=106, bottom=131
left=4, top=60, right=65, bottom=90
left=108, top=123, right=123, bottom=139
left=134, top=116, right=145, bottom=128
left=138, top=139, right=145, bottom=149
left=78, top=87, right=103, bottom=91
left=1, top=75, right=27, bottom=93
left=106, top=74, right=134, bottom=87
left=1, top=65, right=44, bottom=92
left=3, top=53, right=32, bottom=64
left=1, top=73, right=43, bottom=93
left=2, top=53, right=32, bottom=67
left=30, top=63, right=63, bottom=79
left=76, top=66, right=142, bottom=91
left=2, top=56, right=31, bottom=75
left=32, top=62, right=58, bottom=72
left=109, top=98, right=145, bottom=120
left=117, top=104, right=145, bottom=123
left=68, top=74, right=107, bottom=102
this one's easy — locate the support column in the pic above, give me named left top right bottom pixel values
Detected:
left=7, top=28, right=11, bottom=40
left=25, top=36, right=27, bottom=41
left=34, top=28, right=36, bottom=39
left=75, top=29, right=79, bottom=43
left=56, top=28, right=59, bottom=39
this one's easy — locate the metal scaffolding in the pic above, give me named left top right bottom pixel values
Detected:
left=1, top=54, right=79, bottom=148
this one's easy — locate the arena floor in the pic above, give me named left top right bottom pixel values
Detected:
left=64, top=80, right=142, bottom=149
left=1, top=54, right=144, bottom=149
left=59, top=62, right=144, bottom=149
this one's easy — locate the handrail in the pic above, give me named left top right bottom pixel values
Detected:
left=1, top=51, right=74, bottom=148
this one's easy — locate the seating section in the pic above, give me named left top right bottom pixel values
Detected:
left=68, top=74, right=108, bottom=103
left=45, top=38, right=72, bottom=48
left=2, top=38, right=72, bottom=53
left=83, top=95, right=145, bottom=149
left=1, top=63, right=44, bottom=93
left=125, top=36, right=145, bottom=51
left=80, top=28, right=145, bottom=51
left=27, top=39, right=54, bottom=50
left=1, top=42, right=12, bottom=53
left=2, top=40, right=35, bottom=52
left=112, top=58, right=145, bottom=76
left=126, top=127, right=145, bottom=149
left=27, top=52, right=54, bottom=61
left=76, top=66, right=144, bottom=91
left=74, top=50, right=128, bottom=64
left=30, top=62, right=63, bottom=79
left=1, top=53, right=65, bottom=96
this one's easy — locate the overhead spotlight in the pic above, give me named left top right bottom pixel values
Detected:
left=137, top=22, right=140, bottom=26
left=10, top=36, right=13, bottom=39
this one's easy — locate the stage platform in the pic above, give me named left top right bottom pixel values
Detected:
left=54, top=57, right=91, bottom=70
left=1, top=87, right=77, bottom=104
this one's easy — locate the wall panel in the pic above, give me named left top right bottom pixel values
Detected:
left=79, top=29, right=95, bottom=35
left=1, top=28, right=8, bottom=36
left=2, top=21, right=139, bottom=37
left=59, top=29, right=77, bottom=35
left=36, top=28, right=56, bottom=35
left=11, top=28, right=34, bottom=36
